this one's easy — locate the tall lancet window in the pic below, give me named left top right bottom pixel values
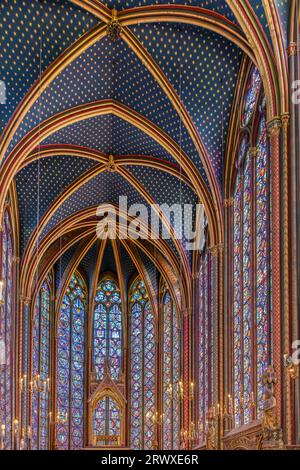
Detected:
left=232, top=66, right=271, bottom=427
left=162, top=291, right=180, bottom=450
left=198, top=246, right=216, bottom=442
left=31, top=280, right=51, bottom=450
left=0, top=210, right=14, bottom=449
left=56, top=273, right=86, bottom=450
left=129, top=278, right=156, bottom=450
left=93, top=277, right=122, bottom=381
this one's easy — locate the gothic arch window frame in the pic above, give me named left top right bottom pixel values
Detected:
left=56, top=270, right=87, bottom=450
left=0, top=202, right=17, bottom=449
left=195, top=227, right=217, bottom=445
left=159, top=280, right=181, bottom=450
left=92, top=272, right=123, bottom=383
left=128, top=275, right=157, bottom=450
left=30, top=275, right=52, bottom=450
left=231, top=64, right=272, bottom=428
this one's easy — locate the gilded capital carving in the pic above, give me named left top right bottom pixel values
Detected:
left=267, top=117, right=281, bottom=137
left=209, top=243, right=224, bottom=257
left=20, top=295, right=31, bottom=307
left=224, top=198, right=234, bottom=208
left=281, top=112, right=290, bottom=129
left=249, top=146, right=258, bottom=158
left=287, top=42, right=297, bottom=56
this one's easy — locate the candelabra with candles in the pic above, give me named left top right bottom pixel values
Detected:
left=179, top=380, right=195, bottom=401
left=19, top=374, right=50, bottom=449
left=238, top=392, right=256, bottom=423
left=49, top=410, right=68, bottom=450
left=146, top=410, right=164, bottom=426
left=180, top=421, right=202, bottom=448
left=20, top=374, right=50, bottom=399
left=178, top=380, right=195, bottom=449
left=31, top=375, right=50, bottom=394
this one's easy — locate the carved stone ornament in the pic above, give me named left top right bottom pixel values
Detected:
left=107, top=10, right=122, bottom=42
left=206, top=422, right=217, bottom=450
left=205, top=408, right=217, bottom=450
left=261, top=365, right=284, bottom=448
left=106, top=154, right=117, bottom=172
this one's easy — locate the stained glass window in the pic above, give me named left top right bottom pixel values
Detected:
left=0, top=210, right=14, bottom=449
left=242, top=67, right=262, bottom=126
left=93, top=397, right=121, bottom=445
left=31, top=281, right=51, bottom=450
left=232, top=67, right=271, bottom=426
left=129, top=278, right=156, bottom=450
left=56, top=273, right=86, bottom=450
left=255, top=109, right=271, bottom=413
left=198, top=248, right=216, bottom=441
left=93, top=278, right=122, bottom=381
left=162, top=291, right=180, bottom=450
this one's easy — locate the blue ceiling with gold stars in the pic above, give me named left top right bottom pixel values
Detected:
left=42, top=115, right=178, bottom=165
left=130, top=23, right=242, bottom=183
left=16, top=154, right=97, bottom=254
left=275, top=0, right=290, bottom=45
left=0, top=0, right=289, bottom=277
left=0, top=0, right=97, bottom=135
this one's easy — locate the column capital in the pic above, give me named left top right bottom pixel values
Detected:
left=209, top=243, right=224, bottom=257
left=281, top=112, right=290, bottom=128
left=249, top=146, right=258, bottom=158
left=287, top=42, right=297, bottom=57
left=19, top=295, right=31, bottom=307
left=182, top=307, right=192, bottom=317
left=267, top=117, right=281, bottom=136
left=224, top=198, right=234, bottom=208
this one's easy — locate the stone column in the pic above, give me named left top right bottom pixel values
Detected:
left=267, top=118, right=282, bottom=424
left=209, top=243, right=224, bottom=449
left=288, top=39, right=300, bottom=445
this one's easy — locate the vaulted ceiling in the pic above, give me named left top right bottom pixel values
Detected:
left=0, top=0, right=289, bottom=305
